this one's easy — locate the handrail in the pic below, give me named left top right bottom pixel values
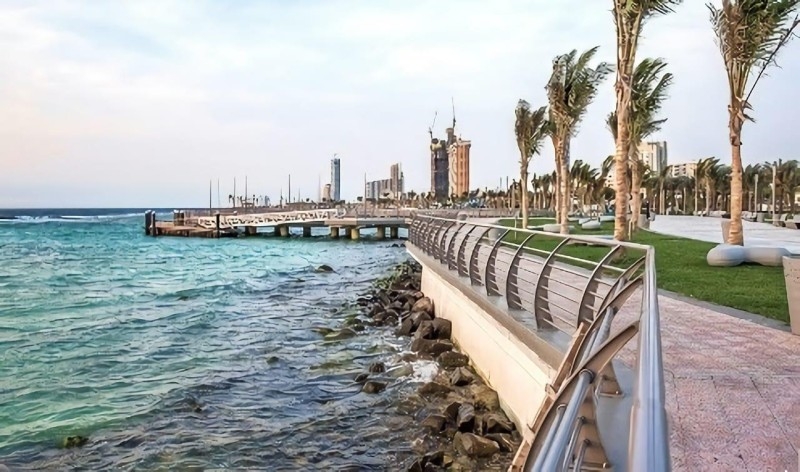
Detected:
left=406, top=215, right=669, bottom=472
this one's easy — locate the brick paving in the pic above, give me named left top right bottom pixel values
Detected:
left=616, top=295, right=800, bottom=472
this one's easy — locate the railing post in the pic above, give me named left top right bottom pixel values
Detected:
left=485, top=229, right=511, bottom=296
left=576, top=245, right=622, bottom=326
left=503, top=232, right=536, bottom=310
left=456, top=226, right=479, bottom=277
left=446, top=223, right=466, bottom=270
left=436, top=221, right=457, bottom=262
left=467, top=227, right=492, bottom=286
left=532, top=237, right=572, bottom=328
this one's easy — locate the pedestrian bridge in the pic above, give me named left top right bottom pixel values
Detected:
left=406, top=215, right=669, bottom=471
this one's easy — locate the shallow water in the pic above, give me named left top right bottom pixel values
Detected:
left=0, top=213, right=424, bottom=470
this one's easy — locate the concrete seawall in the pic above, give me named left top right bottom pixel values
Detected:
left=408, top=245, right=561, bottom=440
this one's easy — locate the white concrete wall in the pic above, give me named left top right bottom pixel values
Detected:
left=420, top=266, right=556, bottom=437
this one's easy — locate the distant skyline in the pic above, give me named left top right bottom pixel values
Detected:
left=1, top=1, right=799, bottom=208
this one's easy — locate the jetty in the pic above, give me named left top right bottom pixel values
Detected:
left=143, top=207, right=515, bottom=239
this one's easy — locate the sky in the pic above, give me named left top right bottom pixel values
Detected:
left=1, top=0, right=799, bottom=208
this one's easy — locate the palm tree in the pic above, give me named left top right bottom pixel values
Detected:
left=547, top=47, right=612, bottom=234
left=514, top=100, right=549, bottom=229
left=630, top=58, right=674, bottom=230
left=708, top=0, right=800, bottom=244
left=612, top=0, right=682, bottom=241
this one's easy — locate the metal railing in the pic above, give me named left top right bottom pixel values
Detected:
left=407, top=215, right=669, bottom=472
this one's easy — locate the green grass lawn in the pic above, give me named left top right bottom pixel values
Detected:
left=498, top=218, right=788, bottom=323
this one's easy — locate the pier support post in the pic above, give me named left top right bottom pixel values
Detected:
left=390, top=226, right=399, bottom=239
left=144, top=211, right=152, bottom=235
left=349, top=227, right=360, bottom=240
left=151, top=211, right=157, bottom=237
left=278, top=225, right=290, bottom=237
left=303, top=226, right=312, bottom=238
left=215, top=213, right=221, bottom=238
left=245, top=226, right=257, bottom=236
left=376, top=226, right=385, bottom=240
left=330, top=227, right=340, bottom=239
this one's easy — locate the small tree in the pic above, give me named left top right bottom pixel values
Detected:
left=514, top=100, right=549, bottom=229
left=547, top=47, right=612, bottom=234
left=708, top=0, right=799, bottom=245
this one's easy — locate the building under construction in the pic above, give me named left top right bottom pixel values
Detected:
left=429, top=107, right=470, bottom=201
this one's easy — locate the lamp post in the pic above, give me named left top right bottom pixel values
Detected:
left=772, top=162, right=777, bottom=225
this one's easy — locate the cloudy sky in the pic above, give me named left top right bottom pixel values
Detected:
left=1, top=0, right=798, bottom=208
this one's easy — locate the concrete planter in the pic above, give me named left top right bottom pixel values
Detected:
left=782, top=256, right=800, bottom=335
left=637, top=214, right=650, bottom=229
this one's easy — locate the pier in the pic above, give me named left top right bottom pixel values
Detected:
left=143, top=208, right=516, bottom=240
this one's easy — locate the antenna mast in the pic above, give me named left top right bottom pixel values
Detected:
left=451, top=97, right=456, bottom=130
left=428, top=111, right=438, bottom=140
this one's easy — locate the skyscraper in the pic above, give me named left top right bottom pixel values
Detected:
left=448, top=135, right=471, bottom=198
left=390, top=163, right=404, bottom=198
left=330, top=157, right=341, bottom=202
left=637, top=141, right=668, bottom=174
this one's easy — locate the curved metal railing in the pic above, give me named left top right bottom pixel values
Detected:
left=407, top=215, right=669, bottom=472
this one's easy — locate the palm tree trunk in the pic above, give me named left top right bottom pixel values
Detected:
left=630, top=150, right=642, bottom=232
left=520, top=167, right=529, bottom=229
left=559, top=140, right=571, bottom=234
left=705, top=180, right=713, bottom=216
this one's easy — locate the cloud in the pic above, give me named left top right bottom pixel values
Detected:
left=0, top=0, right=798, bottom=207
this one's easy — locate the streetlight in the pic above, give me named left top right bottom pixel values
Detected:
left=772, top=161, right=777, bottom=225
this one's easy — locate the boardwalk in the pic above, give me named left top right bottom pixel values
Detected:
left=616, top=295, right=800, bottom=471
left=650, top=215, right=800, bottom=253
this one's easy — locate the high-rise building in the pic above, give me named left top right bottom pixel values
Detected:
left=448, top=136, right=471, bottom=197
left=365, top=179, right=393, bottom=200
left=637, top=141, right=668, bottom=173
left=671, top=162, right=697, bottom=178
left=390, top=163, right=404, bottom=198
left=430, top=139, right=449, bottom=200
left=322, top=183, right=332, bottom=202
left=330, top=157, right=341, bottom=202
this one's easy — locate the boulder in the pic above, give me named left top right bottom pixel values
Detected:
left=485, top=433, right=515, bottom=452
left=396, top=317, right=414, bottom=336
left=431, top=318, right=452, bottom=339
left=354, top=372, right=369, bottom=383
left=412, top=297, right=435, bottom=315
left=484, top=413, right=515, bottom=434
left=443, top=401, right=462, bottom=421
left=438, top=351, right=469, bottom=369
left=414, top=320, right=435, bottom=340
left=315, top=264, right=335, bottom=273
left=470, top=384, right=500, bottom=411
left=706, top=244, right=746, bottom=267
left=368, top=362, right=386, bottom=373
left=420, top=414, right=448, bottom=433
left=744, top=246, right=792, bottom=267
left=410, top=338, right=453, bottom=356
left=449, top=367, right=475, bottom=386
left=454, top=432, right=500, bottom=458
left=62, top=436, right=89, bottom=448
left=418, top=381, right=451, bottom=397
left=362, top=381, right=387, bottom=394
left=409, top=311, right=433, bottom=328
left=456, top=403, right=476, bottom=432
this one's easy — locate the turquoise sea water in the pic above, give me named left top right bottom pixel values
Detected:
left=0, top=211, right=419, bottom=470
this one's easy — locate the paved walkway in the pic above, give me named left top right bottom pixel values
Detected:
left=650, top=215, right=800, bottom=253
left=616, top=295, right=800, bottom=471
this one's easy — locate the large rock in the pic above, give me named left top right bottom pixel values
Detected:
left=706, top=244, right=746, bottom=267
left=368, top=362, right=386, bottom=373
left=410, top=338, right=453, bottom=356
left=418, top=382, right=451, bottom=397
left=438, top=351, right=469, bottom=369
left=450, top=367, right=475, bottom=386
left=324, top=328, right=356, bottom=341
left=412, top=297, right=435, bottom=315
left=444, top=401, right=461, bottom=421
left=431, top=318, right=452, bottom=339
left=62, top=436, right=89, bottom=448
left=420, top=414, right=447, bottom=433
left=745, top=246, right=792, bottom=267
left=409, top=311, right=433, bottom=328
left=414, top=320, right=435, bottom=340
left=454, top=432, right=500, bottom=458
left=396, top=317, right=414, bottom=336
left=315, top=264, right=335, bottom=273
left=362, top=381, right=387, bottom=394
left=485, top=433, right=515, bottom=452
left=484, top=413, right=515, bottom=434
left=456, top=403, right=476, bottom=432
left=470, top=384, right=500, bottom=411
